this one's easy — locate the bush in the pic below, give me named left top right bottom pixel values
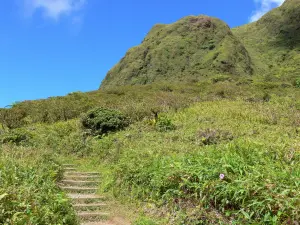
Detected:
left=1, top=128, right=33, bottom=146
left=156, top=116, right=175, bottom=132
left=81, top=107, right=129, bottom=136
left=196, top=128, right=233, bottom=145
left=0, top=107, right=27, bottom=129
left=295, top=78, right=300, bottom=88
left=211, top=75, right=231, bottom=83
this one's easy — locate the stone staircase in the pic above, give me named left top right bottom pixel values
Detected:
left=60, top=164, right=113, bottom=225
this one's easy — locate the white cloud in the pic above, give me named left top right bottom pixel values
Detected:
left=24, top=0, right=86, bottom=20
left=250, top=0, right=285, bottom=22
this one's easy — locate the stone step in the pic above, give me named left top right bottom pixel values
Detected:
left=64, top=175, right=100, bottom=181
left=74, top=203, right=108, bottom=211
left=65, top=172, right=100, bottom=176
left=62, top=164, right=76, bottom=167
left=78, top=212, right=110, bottom=222
left=61, top=186, right=98, bottom=193
left=61, top=165, right=116, bottom=224
left=68, top=194, right=106, bottom=204
left=81, top=222, right=115, bottom=225
left=61, top=180, right=99, bottom=187
left=64, top=168, right=77, bottom=171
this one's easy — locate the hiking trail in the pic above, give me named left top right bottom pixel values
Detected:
left=60, top=164, right=129, bottom=225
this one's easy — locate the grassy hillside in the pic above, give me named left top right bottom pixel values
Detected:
left=1, top=96, right=299, bottom=224
left=1, top=80, right=300, bottom=224
left=101, top=0, right=299, bottom=89
left=1, top=78, right=299, bottom=129
left=101, top=16, right=253, bottom=89
left=1, top=1, right=300, bottom=224
left=0, top=145, right=77, bottom=224
left=233, top=0, right=300, bottom=82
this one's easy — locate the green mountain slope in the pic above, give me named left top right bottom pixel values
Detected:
left=101, top=0, right=300, bottom=88
left=233, top=0, right=300, bottom=81
left=101, top=16, right=253, bottom=89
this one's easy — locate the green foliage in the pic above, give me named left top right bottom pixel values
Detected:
left=0, top=3, right=299, bottom=223
left=263, top=93, right=271, bottom=102
left=1, top=128, right=33, bottom=146
left=295, top=78, right=300, bottom=88
left=0, top=146, right=77, bottom=224
left=81, top=107, right=129, bottom=136
left=2, top=80, right=299, bottom=128
left=196, top=128, right=233, bottom=145
left=133, top=217, right=158, bottom=225
left=211, top=75, right=232, bottom=83
left=155, top=115, right=175, bottom=132
left=101, top=15, right=253, bottom=89
left=0, top=107, right=27, bottom=129
left=85, top=100, right=299, bottom=224
left=233, top=0, right=300, bottom=83
left=3, top=95, right=300, bottom=224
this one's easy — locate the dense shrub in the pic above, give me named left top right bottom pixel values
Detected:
left=295, top=78, right=300, bottom=88
left=1, top=128, right=33, bottom=146
left=0, top=107, right=27, bottom=129
left=1, top=81, right=299, bottom=127
left=81, top=107, right=129, bottom=136
left=155, top=116, right=176, bottom=132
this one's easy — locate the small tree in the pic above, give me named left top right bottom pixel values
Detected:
left=0, top=107, right=27, bottom=129
left=81, top=107, right=129, bottom=136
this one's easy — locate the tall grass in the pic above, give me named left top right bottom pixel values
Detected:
left=1, top=89, right=300, bottom=224
left=65, top=100, right=299, bottom=224
left=0, top=145, right=77, bottom=225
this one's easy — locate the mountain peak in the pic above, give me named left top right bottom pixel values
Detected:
left=233, top=0, right=300, bottom=79
left=100, top=15, right=252, bottom=89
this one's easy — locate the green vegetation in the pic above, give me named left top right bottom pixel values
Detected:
left=101, top=0, right=299, bottom=89
left=0, top=145, right=77, bottom=224
left=1, top=82, right=299, bottom=224
left=155, top=115, right=176, bottom=132
left=233, top=0, right=300, bottom=82
left=101, top=15, right=253, bottom=88
left=1, top=1, right=300, bottom=224
left=81, top=107, right=129, bottom=136
left=72, top=99, right=299, bottom=224
left=3, top=78, right=299, bottom=129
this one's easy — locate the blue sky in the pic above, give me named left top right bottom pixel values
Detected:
left=0, top=0, right=284, bottom=107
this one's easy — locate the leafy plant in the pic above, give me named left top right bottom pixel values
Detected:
left=1, top=128, right=33, bottom=146
left=133, top=217, right=158, bottom=225
left=0, top=146, right=77, bottom=224
left=295, top=78, right=300, bottom=88
left=81, top=107, right=129, bottom=136
left=155, top=116, right=175, bottom=132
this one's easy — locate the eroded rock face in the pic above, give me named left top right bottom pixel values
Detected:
left=189, top=17, right=214, bottom=28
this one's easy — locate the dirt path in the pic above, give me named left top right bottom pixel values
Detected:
left=60, top=164, right=130, bottom=225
